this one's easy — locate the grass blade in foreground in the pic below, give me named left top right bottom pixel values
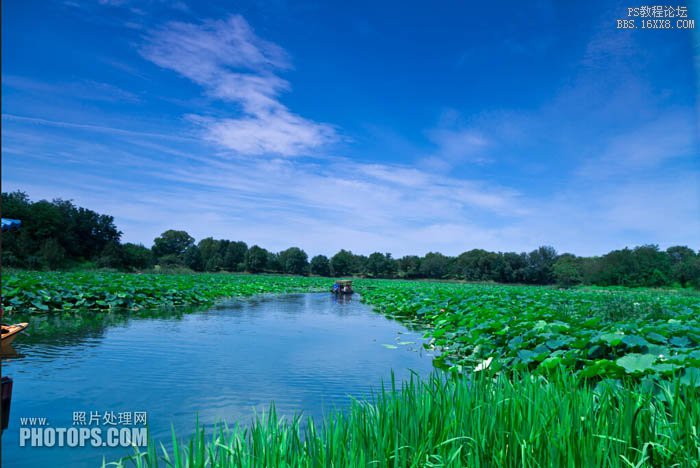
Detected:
left=106, top=371, right=700, bottom=468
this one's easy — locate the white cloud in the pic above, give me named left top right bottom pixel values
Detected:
left=191, top=111, right=336, bottom=157
left=140, top=15, right=336, bottom=156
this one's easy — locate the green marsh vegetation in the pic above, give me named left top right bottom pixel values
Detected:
left=1, top=271, right=330, bottom=314
left=3, top=271, right=699, bottom=466
left=356, top=280, right=700, bottom=380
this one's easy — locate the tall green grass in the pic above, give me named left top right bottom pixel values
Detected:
left=107, top=371, right=700, bottom=468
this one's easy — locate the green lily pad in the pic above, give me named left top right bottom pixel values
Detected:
left=621, top=335, right=649, bottom=349
left=616, top=353, right=657, bottom=374
left=599, top=332, right=624, bottom=346
left=670, top=336, right=692, bottom=348
left=646, top=332, right=667, bottom=344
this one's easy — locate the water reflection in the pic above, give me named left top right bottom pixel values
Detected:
left=2, top=293, right=435, bottom=468
left=1, top=343, right=24, bottom=359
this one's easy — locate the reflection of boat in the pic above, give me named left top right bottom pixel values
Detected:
left=1, top=323, right=28, bottom=350
left=331, top=280, right=354, bottom=295
left=0, top=343, right=24, bottom=360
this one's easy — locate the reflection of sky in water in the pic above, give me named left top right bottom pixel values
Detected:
left=2, top=293, right=436, bottom=468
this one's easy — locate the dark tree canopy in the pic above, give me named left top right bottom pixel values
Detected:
left=1, top=191, right=121, bottom=269
left=310, top=255, right=331, bottom=276
left=245, top=245, right=269, bottom=273
left=279, top=247, right=309, bottom=275
left=3, top=191, right=698, bottom=288
left=224, top=241, right=247, bottom=271
left=420, top=252, right=450, bottom=279
left=152, top=230, right=195, bottom=260
left=366, top=252, right=397, bottom=278
left=330, top=249, right=354, bottom=276
left=398, top=255, right=421, bottom=278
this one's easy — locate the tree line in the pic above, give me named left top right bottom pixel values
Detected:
left=2, top=191, right=699, bottom=288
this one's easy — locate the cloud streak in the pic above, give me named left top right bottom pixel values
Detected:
left=140, top=15, right=336, bottom=156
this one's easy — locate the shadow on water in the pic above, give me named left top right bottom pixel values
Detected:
left=4, top=304, right=205, bottom=349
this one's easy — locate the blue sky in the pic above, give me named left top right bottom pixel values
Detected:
left=2, top=0, right=699, bottom=257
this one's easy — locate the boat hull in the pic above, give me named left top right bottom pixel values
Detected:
left=1, top=323, right=28, bottom=350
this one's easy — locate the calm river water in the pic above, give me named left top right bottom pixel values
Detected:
left=1, top=293, right=436, bottom=467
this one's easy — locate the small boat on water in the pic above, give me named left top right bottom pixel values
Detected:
left=1, top=323, right=28, bottom=350
left=331, top=280, right=354, bottom=295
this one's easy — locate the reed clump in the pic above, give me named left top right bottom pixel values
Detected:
left=107, top=370, right=700, bottom=468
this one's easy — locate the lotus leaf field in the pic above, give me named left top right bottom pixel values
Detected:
left=1, top=271, right=330, bottom=313
left=357, top=280, right=700, bottom=381
left=3, top=271, right=700, bottom=382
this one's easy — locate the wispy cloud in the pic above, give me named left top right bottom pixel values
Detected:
left=576, top=110, right=698, bottom=178
left=139, top=15, right=337, bottom=156
left=1, top=114, right=197, bottom=142
left=4, top=75, right=142, bottom=103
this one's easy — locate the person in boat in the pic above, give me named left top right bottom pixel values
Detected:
left=332, top=282, right=340, bottom=294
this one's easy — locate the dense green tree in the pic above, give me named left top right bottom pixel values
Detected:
left=310, top=255, right=331, bottom=276
left=667, top=246, right=696, bottom=263
left=184, top=245, right=204, bottom=271
left=39, top=238, right=66, bottom=269
left=122, top=243, right=154, bottom=270
left=66, top=205, right=121, bottom=259
left=158, top=254, right=185, bottom=268
left=577, top=257, right=602, bottom=284
left=667, top=246, right=699, bottom=287
left=245, top=245, right=268, bottom=273
left=420, top=252, right=449, bottom=278
left=266, top=252, right=283, bottom=273
left=497, top=252, right=528, bottom=283
left=398, top=255, right=421, bottom=278
left=279, top=247, right=309, bottom=275
left=353, top=254, right=369, bottom=276
left=595, top=245, right=671, bottom=287
left=453, top=249, right=502, bottom=281
left=597, top=248, right=636, bottom=286
left=553, top=254, right=584, bottom=287
left=523, top=246, right=558, bottom=284
left=1, top=191, right=121, bottom=266
left=97, top=242, right=125, bottom=269
left=205, top=254, right=224, bottom=272
left=631, top=245, right=670, bottom=287
left=152, top=230, right=194, bottom=260
left=366, top=252, right=397, bottom=278
left=197, top=238, right=222, bottom=271
left=1, top=191, right=32, bottom=219
left=223, top=241, right=247, bottom=271
left=330, top=250, right=354, bottom=276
